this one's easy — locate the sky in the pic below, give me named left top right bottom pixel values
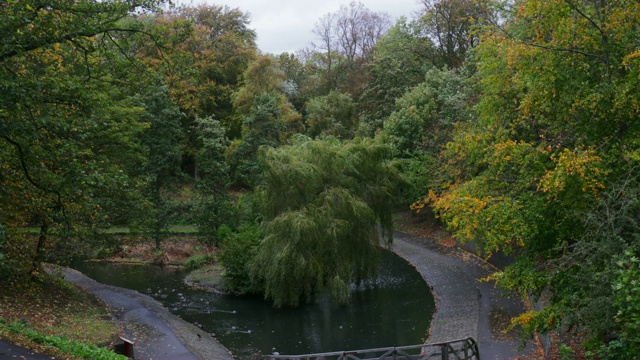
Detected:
left=177, top=0, right=424, bottom=54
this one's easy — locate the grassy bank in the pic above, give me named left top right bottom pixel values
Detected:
left=0, top=273, right=123, bottom=359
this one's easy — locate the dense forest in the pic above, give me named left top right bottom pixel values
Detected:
left=1, top=0, right=639, bottom=357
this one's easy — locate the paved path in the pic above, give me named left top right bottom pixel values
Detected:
left=60, top=267, right=233, bottom=360
left=4, top=234, right=532, bottom=360
left=392, top=231, right=532, bottom=360
left=0, top=339, right=54, bottom=360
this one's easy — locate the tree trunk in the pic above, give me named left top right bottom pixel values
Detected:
left=31, top=221, right=48, bottom=278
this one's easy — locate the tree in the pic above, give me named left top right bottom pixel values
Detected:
left=305, top=91, right=357, bottom=139
left=383, top=68, right=471, bottom=157
left=137, top=86, right=184, bottom=248
left=423, top=0, right=640, bottom=351
left=419, top=0, right=494, bottom=68
left=310, top=1, right=392, bottom=94
left=132, top=5, right=257, bottom=174
left=232, top=55, right=287, bottom=114
left=0, top=0, right=163, bottom=276
left=381, top=68, right=472, bottom=204
left=276, top=52, right=308, bottom=111
left=249, top=137, right=400, bottom=307
left=227, top=94, right=289, bottom=187
left=358, top=17, right=437, bottom=135
left=193, top=115, right=234, bottom=244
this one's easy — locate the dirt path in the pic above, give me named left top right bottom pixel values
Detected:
left=391, top=231, right=534, bottom=360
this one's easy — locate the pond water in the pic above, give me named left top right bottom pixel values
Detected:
left=72, top=250, right=434, bottom=359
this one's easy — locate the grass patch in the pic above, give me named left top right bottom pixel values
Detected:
left=0, top=274, right=122, bottom=359
left=182, top=253, right=217, bottom=272
left=101, top=226, right=199, bottom=235
left=184, top=264, right=226, bottom=293
left=0, top=320, right=126, bottom=360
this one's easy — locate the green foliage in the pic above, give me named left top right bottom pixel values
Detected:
left=227, top=94, right=288, bottom=187
left=394, top=154, right=434, bottom=205
left=231, top=55, right=302, bottom=140
left=193, top=116, right=235, bottom=244
left=135, top=4, right=257, bottom=142
left=232, top=55, right=287, bottom=114
left=0, top=0, right=165, bottom=275
left=358, top=17, right=435, bottom=134
left=306, top=91, right=357, bottom=139
left=0, top=320, right=127, bottom=360
left=218, top=224, right=262, bottom=294
left=599, top=251, right=640, bottom=358
left=249, top=137, right=401, bottom=307
left=420, top=0, right=640, bottom=350
left=182, top=253, right=217, bottom=272
left=382, top=68, right=472, bottom=205
left=216, top=224, right=233, bottom=242
left=0, top=225, right=17, bottom=279
left=137, top=86, right=185, bottom=247
left=235, top=192, right=262, bottom=224
left=418, top=0, right=494, bottom=68
left=557, top=344, right=576, bottom=360
left=383, top=68, right=471, bottom=157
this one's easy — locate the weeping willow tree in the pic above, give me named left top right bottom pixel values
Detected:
left=250, top=136, right=400, bottom=307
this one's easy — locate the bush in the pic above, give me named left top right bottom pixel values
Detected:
left=593, top=250, right=640, bottom=359
left=194, top=196, right=236, bottom=245
left=182, top=253, right=217, bottom=272
left=217, top=224, right=262, bottom=293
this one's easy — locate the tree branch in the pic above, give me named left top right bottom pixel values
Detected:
left=491, top=21, right=608, bottom=64
left=1, top=135, right=69, bottom=230
left=563, top=0, right=604, bottom=36
left=0, top=26, right=165, bottom=63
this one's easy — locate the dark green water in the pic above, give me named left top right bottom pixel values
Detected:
left=72, top=250, right=434, bottom=359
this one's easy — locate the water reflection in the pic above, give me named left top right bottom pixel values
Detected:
left=73, top=250, right=434, bottom=359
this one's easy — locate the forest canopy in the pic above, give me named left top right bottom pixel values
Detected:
left=2, top=0, right=640, bottom=355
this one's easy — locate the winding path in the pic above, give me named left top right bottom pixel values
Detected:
left=391, top=231, right=532, bottom=359
left=60, top=267, right=234, bottom=360
left=2, top=231, right=534, bottom=360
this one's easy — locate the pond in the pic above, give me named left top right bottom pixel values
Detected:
left=72, top=250, right=434, bottom=359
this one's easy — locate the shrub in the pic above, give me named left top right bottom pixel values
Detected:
left=218, top=224, right=262, bottom=294
left=182, top=253, right=217, bottom=272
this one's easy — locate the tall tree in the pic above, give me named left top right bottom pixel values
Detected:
left=419, top=0, right=494, bottom=68
left=358, top=17, right=437, bottom=135
left=310, top=1, right=392, bottom=94
left=423, top=0, right=640, bottom=351
left=193, top=115, right=234, bottom=244
left=305, top=91, right=357, bottom=139
left=133, top=5, right=257, bottom=174
left=137, top=86, right=184, bottom=248
left=250, top=137, right=400, bottom=307
left=227, top=94, right=289, bottom=187
left=0, top=0, right=163, bottom=275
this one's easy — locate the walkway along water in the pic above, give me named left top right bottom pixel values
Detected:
left=391, top=231, right=532, bottom=360
left=46, top=229, right=532, bottom=360
left=59, top=267, right=234, bottom=360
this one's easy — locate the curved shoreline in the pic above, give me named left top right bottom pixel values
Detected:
left=52, top=230, right=531, bottom=360
left=390, top=231, right=532, bottom=359
left=58, top=267, right=234, bottom=360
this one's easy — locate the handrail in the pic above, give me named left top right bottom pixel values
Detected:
left=260, top=337, right=480, bottom=360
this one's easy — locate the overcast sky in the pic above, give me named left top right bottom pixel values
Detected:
left=176, top=0, right=424, bottom=54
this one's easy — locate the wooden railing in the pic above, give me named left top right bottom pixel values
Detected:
left=260, top=337, right=480, bottom=360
